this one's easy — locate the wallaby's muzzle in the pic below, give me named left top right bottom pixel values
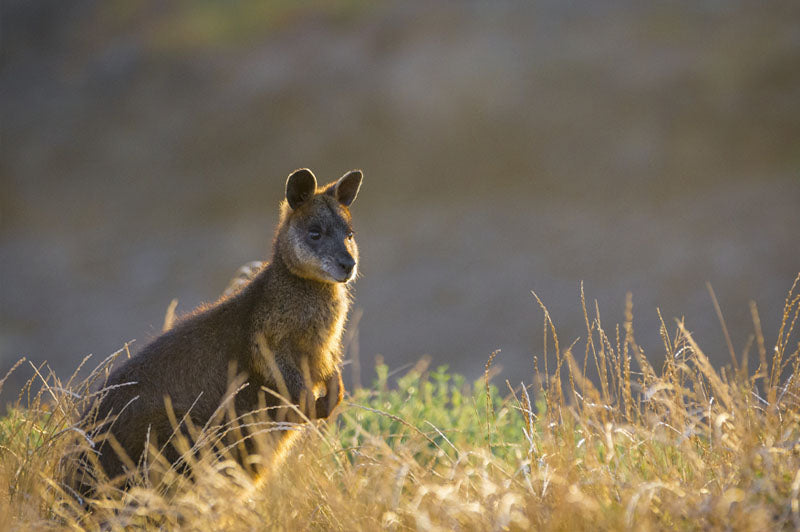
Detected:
left=335, top=253, right=356, bottom=282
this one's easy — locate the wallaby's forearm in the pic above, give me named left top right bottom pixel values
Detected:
left=316, top=370, right=344, bottom=419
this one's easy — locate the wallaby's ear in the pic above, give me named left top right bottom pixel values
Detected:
left=332, top=170, right=363, bottom=207
left=286, top=168, right=317, bottom=209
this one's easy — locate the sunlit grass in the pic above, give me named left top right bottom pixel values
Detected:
left=2, top=274, right=799, bottom=530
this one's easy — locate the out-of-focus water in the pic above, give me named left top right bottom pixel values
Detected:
left=1, top=1, right=799, bottom=402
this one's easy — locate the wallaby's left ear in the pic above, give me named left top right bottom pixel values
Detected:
left=332, top=170, right=363, bottom=207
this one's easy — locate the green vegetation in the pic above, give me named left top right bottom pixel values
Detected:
left=93, top=0, right=377, bottom=52
left=2, top=276, right=799, bottom=530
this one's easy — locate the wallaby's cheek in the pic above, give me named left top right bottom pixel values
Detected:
left=286, top=224, right=328, bottom=281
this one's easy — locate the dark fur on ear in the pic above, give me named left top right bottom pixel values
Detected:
left=286, top=169, right=318, bottom=209
left=326, top=170, right=362, bottom=207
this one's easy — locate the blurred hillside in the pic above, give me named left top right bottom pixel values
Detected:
left=1, top=1, right=799, bottom=401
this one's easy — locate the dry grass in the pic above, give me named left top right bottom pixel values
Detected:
left=2, top=274, right=800, bottom=531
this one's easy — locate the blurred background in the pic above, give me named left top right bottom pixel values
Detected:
left=1, top=1, right=799, bottom=403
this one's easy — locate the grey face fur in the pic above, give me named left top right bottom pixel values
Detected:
left=283, top=169, right=362, bottom=284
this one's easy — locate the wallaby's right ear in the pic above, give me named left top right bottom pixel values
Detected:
left=332, top=170, right=363, bottom=207
left=285, top=168, right=317, bottom=209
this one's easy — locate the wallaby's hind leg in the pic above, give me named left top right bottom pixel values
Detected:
left=315, top=370, right=344, bottom=419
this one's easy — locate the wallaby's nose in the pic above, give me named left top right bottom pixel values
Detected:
left=338, top=255, right=356, bottom=276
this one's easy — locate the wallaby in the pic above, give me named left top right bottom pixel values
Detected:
left=71, top=168, right=362, bottom=497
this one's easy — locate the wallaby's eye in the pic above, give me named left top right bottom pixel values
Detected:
left=346, top=232, right=354, bottom=240
left=308, top=228, right=322, bottom=241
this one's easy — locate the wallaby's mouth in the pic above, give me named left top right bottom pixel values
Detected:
left=332, top=255, right=356, bottom=283
left=316, top=259, right=356, bottom=284
left=335, top=269, right=356, bottom=283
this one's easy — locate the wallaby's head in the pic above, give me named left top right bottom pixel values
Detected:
left=276, top=168, right=362, bottom=284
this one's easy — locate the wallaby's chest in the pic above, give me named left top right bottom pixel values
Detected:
left=258, top=280, right=349, bottom=380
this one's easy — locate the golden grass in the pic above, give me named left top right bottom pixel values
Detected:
left=2, top=274, right=799, bottom=531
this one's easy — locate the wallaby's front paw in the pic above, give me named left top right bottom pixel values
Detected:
left=315, top=371, right=344, bottom=419
left=282, top=386, right=317, bottom=423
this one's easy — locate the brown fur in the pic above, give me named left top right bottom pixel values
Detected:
left=71, top=169, right=362, bottom=496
